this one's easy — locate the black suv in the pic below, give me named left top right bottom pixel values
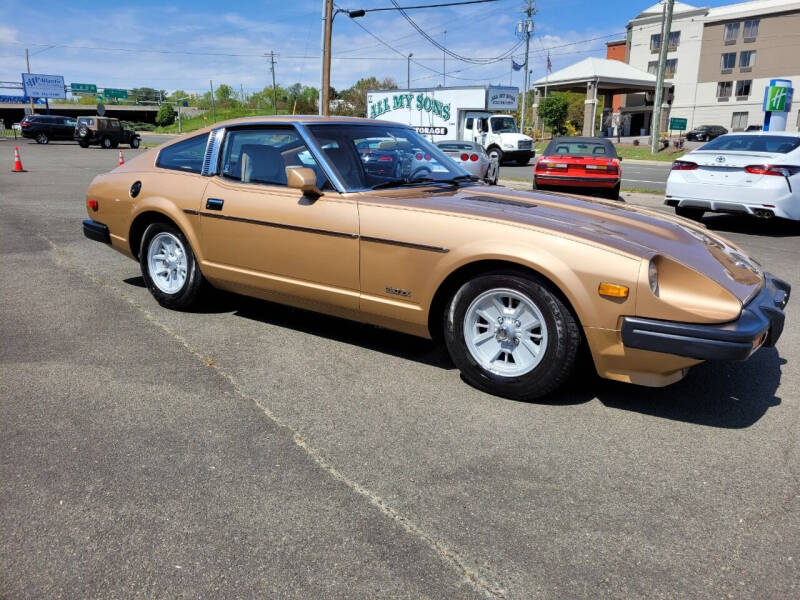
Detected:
left=19, top=114, right=78, bottom=144
left=74, top=116, right=141, bottom=149
left=686, top=125, right=728, bottom=142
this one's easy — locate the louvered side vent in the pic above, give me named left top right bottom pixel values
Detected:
left=201, top=128, right=224, bottom=176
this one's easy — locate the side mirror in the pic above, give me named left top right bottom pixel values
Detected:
left=286, top=166, right=323, bottom=199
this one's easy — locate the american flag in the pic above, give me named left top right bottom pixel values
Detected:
left=547, top=53, right=552, bottom=73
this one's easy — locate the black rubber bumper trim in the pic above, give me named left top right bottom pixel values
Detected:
left=82, top=219, right=111, bottom=244
left=621, top=273, right=791, bottom=361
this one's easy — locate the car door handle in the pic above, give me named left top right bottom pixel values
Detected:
left=206, top=198, right=224, bottom=210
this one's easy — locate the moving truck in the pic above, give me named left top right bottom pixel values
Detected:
left=366, top=85, right=534, bottom=165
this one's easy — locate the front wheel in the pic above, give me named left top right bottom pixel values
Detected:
left=36, top=132, right=49, bottom=144
left=444, top=272, right=580, bottom=400
left=79, top=141, right=89, bottom=148
left=487, top=147, right=504, bottom=165
left=101, top=136, right=112, bottom=149
left=130, top=137, right=140, bottom=149
left=140, top=222, right=205, bottom=309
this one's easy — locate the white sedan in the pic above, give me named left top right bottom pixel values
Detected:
left=665, top=131, right=800, bottom=221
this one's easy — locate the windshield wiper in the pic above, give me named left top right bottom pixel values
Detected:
left=370, top=174, right=473, bottom=190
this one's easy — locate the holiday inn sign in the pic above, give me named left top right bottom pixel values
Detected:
left=369, top=93, right=452, bottom=121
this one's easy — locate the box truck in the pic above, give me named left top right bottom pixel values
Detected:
left=366, top=85, right=534, bottom=165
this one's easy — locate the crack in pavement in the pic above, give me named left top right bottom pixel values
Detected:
left=38, top=233, right=509, bottom=600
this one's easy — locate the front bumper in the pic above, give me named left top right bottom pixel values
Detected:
left=83, top=219, right=111, bottom=244
left=621, top=273, right=790, bottom=361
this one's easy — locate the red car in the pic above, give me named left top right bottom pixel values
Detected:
left=533, top=137, right=621, bottom=199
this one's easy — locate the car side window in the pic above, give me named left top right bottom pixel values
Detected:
left=156, top=133, right=210, bottom=174
left=220, top=127, right=326, bottom=188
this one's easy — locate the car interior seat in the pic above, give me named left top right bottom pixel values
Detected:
left=240, top=144, right=287, bottom=185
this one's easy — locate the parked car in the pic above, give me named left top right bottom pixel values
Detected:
left=435, top=140, right=498, bottom=184
left=666, top=131, right=800, bottom=221
left=356, top=138, right=399, bottom=177
left=74, top=116, right=141, bottom=149
left=81, top=116, right=790, bottom=401
left=686, top=125, right=728, bottom=142
left=533, top=137, right=621, bottom=198
left=19, top=114, right=78, bottom=144
left=745, top=125, right=763, bottom=131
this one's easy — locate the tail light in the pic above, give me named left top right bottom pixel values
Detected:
left=87, top=199, right=99, bottom=211
left=470, top=154, right=479, bottom=162
left=536, top=160, right=568, bottom=171
left=415, top=153, right=423, bottom=160
left=745, top=165, right=800, bottom=177
left=21, top=121, right=30, bottom=127
left=377, top=155, right=393, bottom=162
left=671, top=160, right=698, bottom=171
left=423, top=153, right=431, bottom=161
left=460, top=153, right=469, bottom=161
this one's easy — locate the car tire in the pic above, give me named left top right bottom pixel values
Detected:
left=101, top=136, right=112, bottom=149
left=444, top=271, right=580, bottom=401
left=675, top=206, right=705, bottom=221
left=78, top=126, right=89, bottom=139
left=604, top=183, right=621, bottom=200
left=140, top=222, right=205, bottom=310
left=486, top=160, right=499, bottom=185
left=487, top=147, right=504, bottom=165
left=130, top=138, right=140, bottom=149
left=35, top=132, right=49, bottom=144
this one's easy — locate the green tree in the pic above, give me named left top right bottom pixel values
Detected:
left=215, top=84, right=237, bottom=108
left=155, top=103, right=176, bottom=126
left=537, top=95, right=569, bottom=136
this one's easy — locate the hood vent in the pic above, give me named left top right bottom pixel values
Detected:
left=462, top=195, right=537, bottom=209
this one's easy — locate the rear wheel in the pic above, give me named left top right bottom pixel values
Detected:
left=604, top=183, right=621, bottom=200
left=444, top=272, right=580, bottom=400
left=140, top=222, right=205, bottom=309
left=676, top=206, right=704, bottom=221
left=35, top=132, right=49, bottom=144
left=130, top=137, right=140, bottom=149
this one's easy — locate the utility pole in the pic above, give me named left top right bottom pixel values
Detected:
left=25, top=48, right=34, bottom=113
left=517, top=1, right=534, bottom=133
left=267, top=51, right=278, bottom=115
left=209, top=80, right=216, bottom=123
left=651, top=0, right=675, bottom=153
left=442, top=30, right=447, bottom=86
left=320, top=0, right=334, bottom=116
left=408, top=53, right=413, bottom=89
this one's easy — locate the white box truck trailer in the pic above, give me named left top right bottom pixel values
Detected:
left=366, top=85, right=534, bottom=166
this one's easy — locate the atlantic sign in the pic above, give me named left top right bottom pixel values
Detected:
left=369, top=93, right=452, bottom=121
left=21, top=73, right=66, bottom=99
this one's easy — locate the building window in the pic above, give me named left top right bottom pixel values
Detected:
left=721, top=52, right=736, bottom=72
left=736, top=79, right=752, bottom=99
left=665, top=58, right=678, bottom=78
left=743, top=19, right=759, bottom=41
left=647, top=60, right=658, bottom=75
left=724, top=22, right=740, bottom=44
left=668, top=31, right=681, bottom=50
left=717, top=81, right=733, bottom=100
left=731, top=112, right=748, bottom=130
left=739, top=50, right=756, bottom=71
left=650, top=33, right=661, bottom=52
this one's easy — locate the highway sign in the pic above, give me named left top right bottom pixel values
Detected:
left=71, top=83, right=97, bottom=94
left=21, top=73, right=66, bottom=99
left=103, top=88, right=128, bottom=99
left=669, top=117, right=687, bottom=131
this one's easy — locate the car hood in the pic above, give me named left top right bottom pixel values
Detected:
left=363, top=186, right=763, bottom=303
left=497, top=132, right=532, bottom=143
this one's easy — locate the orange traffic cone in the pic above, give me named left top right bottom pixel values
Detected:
left=118, top=150, right=125, bottom=166
left=12, top=146, right=26, bottom=173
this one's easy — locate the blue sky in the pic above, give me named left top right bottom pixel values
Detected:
left=0, top=0, right=736, bottom=95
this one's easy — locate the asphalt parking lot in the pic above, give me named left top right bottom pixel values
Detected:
left=1, top=139, right=798, bottom=599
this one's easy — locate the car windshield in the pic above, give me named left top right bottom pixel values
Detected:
left=543, top=139, right=617, bottom=157
left=700, top=135, right=800, bottom=153
left=437, top=142, right=479, bottom=152
left=306, top=124, right=470, bottom=190
left=490, top=117, right=517, bottom=133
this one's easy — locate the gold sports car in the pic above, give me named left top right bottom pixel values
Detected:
left=82, top=116, right=791, bottom=400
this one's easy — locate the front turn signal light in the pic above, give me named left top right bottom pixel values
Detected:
left=598, top=282, right=629, bottom=299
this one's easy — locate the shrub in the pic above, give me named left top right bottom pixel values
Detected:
left=155, top=104, right=176, bottom=127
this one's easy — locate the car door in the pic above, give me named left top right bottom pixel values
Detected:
left=62, top=117, right=76, bottom=140
left=198, top=126, right=360, bottom=311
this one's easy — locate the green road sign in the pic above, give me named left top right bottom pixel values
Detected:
left=103, top=88, right=128, bottom=100
left=765, top=86, right=788, bottom=112
left=70, top=83, right=97, bottom=94
left=669, top=117, right=687, bottom=131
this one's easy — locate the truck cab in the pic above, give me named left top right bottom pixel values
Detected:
left=463, top=112, right=533, bottom=166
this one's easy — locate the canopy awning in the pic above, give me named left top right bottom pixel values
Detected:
left=532, top=57, right=659, bottom=95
